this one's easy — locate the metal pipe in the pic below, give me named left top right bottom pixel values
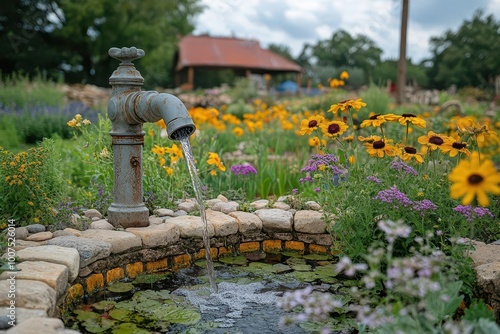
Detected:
left=106, top=47, right=196, bottom=228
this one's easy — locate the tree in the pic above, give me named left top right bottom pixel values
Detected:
left=0, top=0, right=203, bottom=87
left=427, top=10, right=500, bottom=90
left=309, top=30, right=383, bottom=83
left=268, top=43, right=294, bottom=61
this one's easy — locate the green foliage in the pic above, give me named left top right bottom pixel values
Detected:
left=0, top=73, right=65, bottom=108
left=0, top=139, right=65, bottom=225
left=372, top=59, right=429, bottom=88
left=359, top=84, right=393, bottom=117
left=227, top=77, right=258, bottom=102
left=1, top=0, right=203, bottom=87
left=428, top=10, right=500, bottom=90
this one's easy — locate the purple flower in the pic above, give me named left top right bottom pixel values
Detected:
left=453, top=205, right=494, bottom=222
left=367, top=175, right=382, bottom=184
left=373, top=186, right=413, bottom=208
left=314, top=187, right=321, bottom=193
left=230, top=164, right=257, bottom=176
left=412, top=199, right=437, bottom=216
left=390, top=159, right=418, bottom=176
left=301, top=154, right=340, bottom=173
left=292, top=188, right=298, bottom=194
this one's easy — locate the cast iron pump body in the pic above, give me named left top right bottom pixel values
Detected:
left=107, top=47, right=196, bottom=228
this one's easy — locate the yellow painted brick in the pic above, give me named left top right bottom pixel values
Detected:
left=263, top=240, right=282, bottom=253
left=67, top=283, right=84, bottom=302
left=285, top=241, right=305, bottom=253
left=106, top=267, right=124, bottom=284
left=126, top=262, right=144, bottom=278
left=86, top=274, right=104, bottom=293
left=218, top=246, right=234, bottom=256
left=195, top=248, right=218, bottom=260
left=172, top=254, right=191, bottom=271
left=309, top=244, right=327, bottom=254
left=239, top=242, right=260, bottom=253
left=146, top=259, right=168, bottom=273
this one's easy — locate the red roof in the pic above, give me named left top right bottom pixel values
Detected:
left=176, top=35, right=302, bottom=73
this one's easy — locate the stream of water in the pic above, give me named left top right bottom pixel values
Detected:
left=180, top=137, right=218, bottom=293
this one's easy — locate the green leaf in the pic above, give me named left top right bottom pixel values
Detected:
left=111, top=323, right=150, bottom=334
left=107, top=282, right=134, bottom=293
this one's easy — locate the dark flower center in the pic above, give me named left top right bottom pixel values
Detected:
left=373, top=140, right=385, bottom=149
left=401, top=113, right=416, bottom=118
left=404, top=146, right=417, bottom=154
left=452, top=142, right=467, bottom=149
left=369, top=114, right=381, bottom=120
left=328, top=123, right=340, bottom=134
left=429, top=136, right=444, bottom=145
left=308, top=120, right=318, bottom=128
left=468, top=174, right=483, bottom=185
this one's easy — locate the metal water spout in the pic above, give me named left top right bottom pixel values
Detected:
left=106, top=47, right=196, bottom=228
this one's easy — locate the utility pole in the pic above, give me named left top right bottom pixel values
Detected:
left=396, top=0, right=409, bottom=105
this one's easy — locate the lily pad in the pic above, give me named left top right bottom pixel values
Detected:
left=112, top=323, right=150, bottom=334
left=290, top=271, right=318, bottom=282
left=272, top=263, right=292, bottom=273
left=314, top=264, right=338, bottom=278
left=150, top=305, right=201, bottom=324
left=92, top=300, right=116, bottom=311
left=133, top=272, right=171, bottom=284
left=303, top=254, right=332, bottom=261
left=218, top=255, right=248, bottom=266
left=107, top=282, right=134, bottom=293
left=281, top=251, right=304, bottom=258
left=83, top=317, right=116, bottom=333
left=74, top=310, right=100, bottom=322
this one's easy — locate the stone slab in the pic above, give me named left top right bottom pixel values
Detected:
left=0, top=280, right=56, bottom=315
left=15, top=245, right=80, bottom=282
left=81, top=230, right=142, bottom=254
left=126, top=222, right=180, bottom=248
left=47, top=236, right=111, bottom=268
left=206, top=209, right=238, bottom=236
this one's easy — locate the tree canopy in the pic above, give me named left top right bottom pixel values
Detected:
left=0, top=0, right=203, bottom=87
left=427, top=10, right=500, bottom=89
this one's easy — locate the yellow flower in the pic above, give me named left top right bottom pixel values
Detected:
left=417, top=131, right=450, bottom=151
left=299, top=115, right=324, bottom=135
left=83, top=119, right=91, bottom=125
left=159, top=157, right=166, bottom=166
left=100, top=147, right=111, bottom=158
left=328, top=98, right=367, bottom=114
left=364, top=140, right=396, bottom=158
left=400, top=146, right=424, bottom=164
left=67, top=119, right=77, bottom=127
left=449, top=152, right=500, bottom=207
left=33, top=218, right=39, bottom=223
left=75, top=114, right=83, bottom=122
left=166, top=144, right=183, bottom=163
left=308, top=136, right=326, bottom=147
left=320, top=120, right=348, bottom=138
left=360, top=114, right=386, bottom=128
left=210, top=169, right=217, bottom=176
left=348, top=155, right=356, bottom=164
left=398, top=113, right=426, bottom=128
left=163, top=166, right=174, bottom=176
left=440, top=139, right=471, bottom=158
left=151, top=145, right=166, bottom=156
left=207, top=152, right=226, bottom=172
left=156, top=120, right=166, bottom=129
left=232, top=127, right=244, bottom=137
left=148, top=129, right=155, bottom=137
left=358, top=135, right=382, bottom=143
left=340, top=71, right=349, bottom=80
left=28, top=201, right=34, bottom=206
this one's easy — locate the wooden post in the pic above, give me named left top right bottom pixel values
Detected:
left=396, top=0, right=409, bottom=105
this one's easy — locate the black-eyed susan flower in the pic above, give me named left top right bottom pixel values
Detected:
left=448, top=152, right=500, bottom=207
left=151, top=145, right=166, bottom=155
left=320, top=120, right=349, bottom=138
left=233, top=127, right=244, bottom=137
left=299, top=115, right=325, bottom=135
left=398, top=113, right=427, bottom=128
left=358, top=135, right=382, bottom=143
left=340, top=71, right=349, bottom=80
left=400, top=146, right=424, bottom=164
left=166, top=144, right=183, bottom=163
left=364, top=140, right=396, bottom=158
left=207, top=152, right=226, bottom=172
left=328, top=98, right=367, bottom=114
left=417, top=131, right=450, bottom=151
left=382, top=113, right=401, bottom=122
left=360, top=114, right=386, bottom=128
left=441, top=139, right=471, bottom=157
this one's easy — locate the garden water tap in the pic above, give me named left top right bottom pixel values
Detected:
left=106, top=47, right=196, bottom=228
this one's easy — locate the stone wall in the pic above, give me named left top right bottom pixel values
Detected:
left=0, top=196, right=334, bottom=333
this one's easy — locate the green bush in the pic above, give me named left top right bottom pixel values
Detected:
left=0, top=139, right=65, bottom=225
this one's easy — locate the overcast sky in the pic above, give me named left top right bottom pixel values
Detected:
left=193, top=0, right=500, bottom=63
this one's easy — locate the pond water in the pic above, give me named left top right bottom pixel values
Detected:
left=64, top=252, right=352, bottom=334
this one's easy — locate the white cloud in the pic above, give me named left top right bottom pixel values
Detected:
left=193, top=0, right=500, bottom=62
